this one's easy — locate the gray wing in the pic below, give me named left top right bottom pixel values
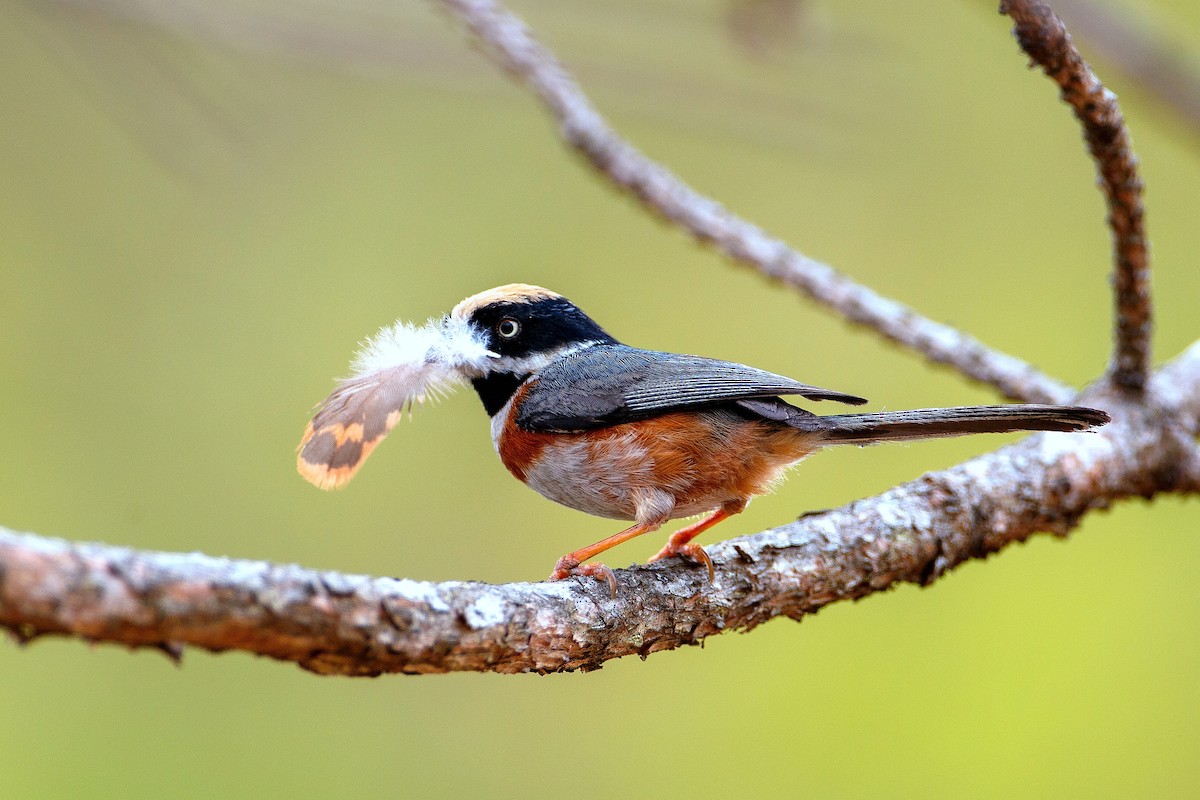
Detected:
left=515, top=344, right=868, bottom=432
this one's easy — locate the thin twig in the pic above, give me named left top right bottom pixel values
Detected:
left=1053, top=0, right=1200, bottom=144
left=4, top=341, right=1200, bottom=675
left=1001, top=0, right=1152, bottom=392
left=434, top=0, right=1073, bottom=405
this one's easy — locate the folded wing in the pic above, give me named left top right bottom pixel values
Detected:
left=515, top=344, right=868, bottom=432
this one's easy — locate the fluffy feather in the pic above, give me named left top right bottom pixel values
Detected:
left=297, top=316, right=493, bottom=490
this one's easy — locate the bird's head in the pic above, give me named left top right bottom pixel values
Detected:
left=297, top=284, right=614, bottom=489
left=449, top=284, right=615, bottom=377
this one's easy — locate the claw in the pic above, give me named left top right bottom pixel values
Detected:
left=549, top=556, right=618, bottom=597
left=649, top=541, right=715, bottom=582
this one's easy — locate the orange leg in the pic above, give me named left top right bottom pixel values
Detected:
left=549, top=520, right=663, bottom=596
left=648, top=502, right=746, bottom=581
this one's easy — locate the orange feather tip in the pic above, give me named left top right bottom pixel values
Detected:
left=295, top=313, right=496, bottom=490
left=296, top=409, right=403, bottom=490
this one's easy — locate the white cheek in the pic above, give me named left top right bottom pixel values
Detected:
left=487, top=340, right=603, bottom=377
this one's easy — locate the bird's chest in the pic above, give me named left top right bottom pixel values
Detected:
left=489, top=392, right=789, bottom=522
left=489, top=396, right=648, bottom=520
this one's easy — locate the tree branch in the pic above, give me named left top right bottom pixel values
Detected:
left=6, top=1, right=1193, bottom=679
left=434, top=0, right=1073, bottom=404
left=4, top=345, right=1198, bottom=675
left=1052, top=0, right=1200, bottom=145
left=1001, top=0, right=1152, bottom=392
left=1154, top=339, right=1200, bottom=433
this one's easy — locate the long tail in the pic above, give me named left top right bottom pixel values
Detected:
left=809, top=404, right=1109, bottom=444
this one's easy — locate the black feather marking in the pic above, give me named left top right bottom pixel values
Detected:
left=472, top=372, right=529, bottom=417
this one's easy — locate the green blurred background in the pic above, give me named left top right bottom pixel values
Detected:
left=2, top=0, right=1199, bottom=796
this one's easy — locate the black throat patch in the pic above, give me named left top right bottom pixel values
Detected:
left=471, top=372, right=528, bottom=417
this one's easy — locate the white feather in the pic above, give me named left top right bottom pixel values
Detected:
left=299, top=315, right=499, bottom=489
left=348, top=315, right=494, bottom=397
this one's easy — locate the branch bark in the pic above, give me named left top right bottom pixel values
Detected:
left=435, top=0, right=1073, bottom=405
left=1001, top=0, right=1152, bottom=392
left=1052, top=0, right=1200, bottom=145
left=3, top=346, right=1198, bottom=675
left=3, top=1, right=1194, bottom=677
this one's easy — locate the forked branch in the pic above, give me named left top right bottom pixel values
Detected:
left=1001, top=0, right=1152, bottom=391
left=2, top=348, right=1198, bottom=675
left=2, top=0, right=1193, bottom=677
left=435, top=0, right=1072, bottom=404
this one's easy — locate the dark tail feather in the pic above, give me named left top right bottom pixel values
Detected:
left=810, top=405, right=1110, bottom=445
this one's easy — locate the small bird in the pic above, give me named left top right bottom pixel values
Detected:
left=298, top=284, right=1109, bottom=591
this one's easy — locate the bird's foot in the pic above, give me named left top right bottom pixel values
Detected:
left=549, top=556, right=617, bottom=597
left=649, top=541, right=715, bottom=582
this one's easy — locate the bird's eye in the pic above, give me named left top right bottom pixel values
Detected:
left=496, top=318, right=520, bottom=339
